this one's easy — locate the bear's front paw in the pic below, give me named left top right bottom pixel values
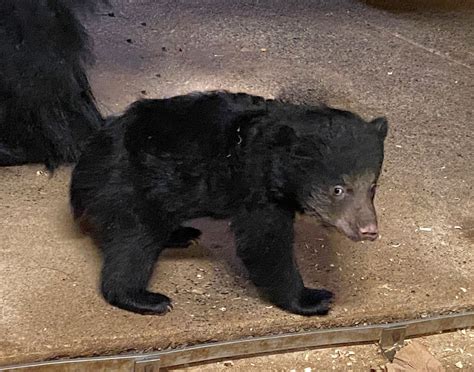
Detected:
left=288, top=287, right=334, bottom=316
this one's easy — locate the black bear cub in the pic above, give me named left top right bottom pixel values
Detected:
left=70, top=91, right=388, bottom=316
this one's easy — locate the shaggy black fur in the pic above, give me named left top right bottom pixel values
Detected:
left=70, top=91, right=388, bottom=316
left=0, top=0, right=105, bottom=170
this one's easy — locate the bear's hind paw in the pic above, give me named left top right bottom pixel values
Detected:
left=104, top=289, right=173, bottom=315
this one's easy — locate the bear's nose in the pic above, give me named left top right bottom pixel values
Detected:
left=359, top=223, right=378, bottom=241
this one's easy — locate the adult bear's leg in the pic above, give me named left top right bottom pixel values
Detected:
left=0, top=0, right=104, bottom=170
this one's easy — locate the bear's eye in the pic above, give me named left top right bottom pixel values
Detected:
left=333, top=186, right=345, bottom=197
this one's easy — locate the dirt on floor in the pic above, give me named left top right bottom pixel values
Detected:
left=1, top=0, right=473, bottom=368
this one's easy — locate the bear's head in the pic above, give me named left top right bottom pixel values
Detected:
left=281, top=108, right=388, bottom=242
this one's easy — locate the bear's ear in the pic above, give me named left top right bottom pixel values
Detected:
left=371, top=117, right=388, bottom=139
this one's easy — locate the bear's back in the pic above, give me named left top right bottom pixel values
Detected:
left=122, top=91, right=269, bottom=158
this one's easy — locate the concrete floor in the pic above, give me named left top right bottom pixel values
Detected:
left=1, top=0, right=473, bottom=367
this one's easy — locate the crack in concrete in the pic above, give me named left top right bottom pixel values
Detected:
left=367, top=23, right=472, bottom=70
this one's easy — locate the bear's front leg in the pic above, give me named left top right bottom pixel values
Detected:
left=232, top=205, right=333, bottom=316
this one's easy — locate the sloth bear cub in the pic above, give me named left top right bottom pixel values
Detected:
left=70, top=91, right=388, bottom=316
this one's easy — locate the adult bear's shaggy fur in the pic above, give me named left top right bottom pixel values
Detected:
left=70, top=91, right=388, bottom=316
left=0, top=0, right=105, bottom=170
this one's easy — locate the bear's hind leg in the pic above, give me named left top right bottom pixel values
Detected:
left=232, top=205, right=333, bottom=316
left=99, top=226, right=173, bottom=315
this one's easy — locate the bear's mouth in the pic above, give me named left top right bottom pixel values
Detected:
left=297, top=212, right=377, bottom=242
left=332, top=224, right=361, bottom=241
left=333, top=220, right=378, bottom=242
